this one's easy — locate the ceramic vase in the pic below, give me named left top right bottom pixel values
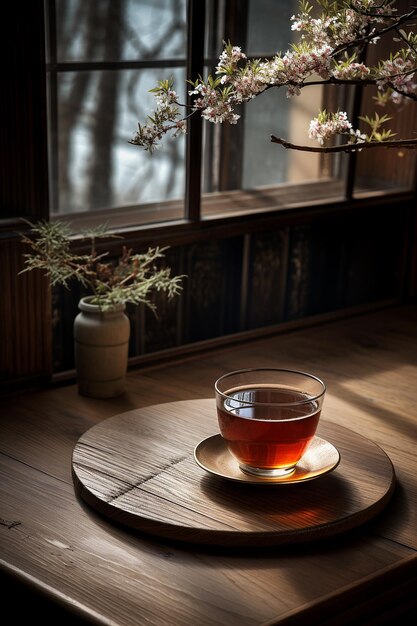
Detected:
left=73, top=297, right=130, bottom=398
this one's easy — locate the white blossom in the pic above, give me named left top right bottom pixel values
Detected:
left=308, top=111, right=353, bottom=145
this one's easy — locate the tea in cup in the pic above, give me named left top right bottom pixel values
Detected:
left=215, top=368, right=326, bottom=477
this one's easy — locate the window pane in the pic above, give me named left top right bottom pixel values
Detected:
left=55, top=0, right=187, bottom=62
left=246, top=0, right=295, bottom=56
left=52, top=68, right=186, bottom=219
left=354, top=93, right=417, bottom=197
left=242, top=86, right=325, bottom=188
left=354, top=36, right=417, bottom=197
left=243, top=0, right=298, bottom=187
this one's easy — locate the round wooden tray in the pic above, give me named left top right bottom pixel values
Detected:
left=72, top=399, right=395, bottom=547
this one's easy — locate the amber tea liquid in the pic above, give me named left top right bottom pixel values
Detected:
left=217, top=385, right=320, bottom=473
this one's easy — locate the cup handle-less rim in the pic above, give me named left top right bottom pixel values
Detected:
left=215, top=367, right=326, bottom=406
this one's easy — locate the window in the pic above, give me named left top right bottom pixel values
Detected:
left=45, top=0, right=417, bottom=231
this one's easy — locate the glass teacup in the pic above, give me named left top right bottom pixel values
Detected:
left=215, top=368, right=326, bottom=477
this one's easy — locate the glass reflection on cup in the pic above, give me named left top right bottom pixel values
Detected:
left=215, top=368, right=326, bottom=477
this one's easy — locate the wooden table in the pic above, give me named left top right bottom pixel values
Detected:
left=1, top=305, right=417, bottom=625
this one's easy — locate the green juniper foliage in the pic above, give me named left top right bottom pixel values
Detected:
left=20, top=220, right=184, bottom=312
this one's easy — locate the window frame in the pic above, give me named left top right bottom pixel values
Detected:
left=43, top=0, right=417, bottom=242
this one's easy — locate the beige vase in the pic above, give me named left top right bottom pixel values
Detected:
left=73, top=296, right=130, bottom=398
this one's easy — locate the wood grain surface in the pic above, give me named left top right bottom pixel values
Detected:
left=72, top=399, right=395, bottom=546
left=2, top=305, right=417, bottom=625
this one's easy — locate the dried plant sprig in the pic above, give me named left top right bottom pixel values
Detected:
left=19, top=220, right=184, bottom=312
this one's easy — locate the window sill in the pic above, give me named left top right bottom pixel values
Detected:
left=3, top=179, right=412, bottom=244
left=49, top=178, right=413, bottom=238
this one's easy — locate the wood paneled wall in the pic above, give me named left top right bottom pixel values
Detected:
left=0, top=240, right=51, bottom=389
left=51, top=198, right=414, bottom=375
left=0, top=1, right=51, bottom=391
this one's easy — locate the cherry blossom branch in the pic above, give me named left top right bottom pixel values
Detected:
left=132, top=1, right=417, bottom=153
left=384, top=81, right=417, bottom=101
left=268, top=73, right=417, bottom=101
left=394, top=25, right=417, bottom=55
left=270, top=135, right=417, bottom=152
left=348, top=1, right=406, bottom=20
left=332, top=7, right=417, bottom=57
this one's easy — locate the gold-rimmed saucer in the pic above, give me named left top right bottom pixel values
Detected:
left=194, top=434, right=340, bottom=484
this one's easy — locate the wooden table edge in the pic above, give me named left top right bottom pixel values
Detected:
left=259, top=553, right=417, bottom=625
